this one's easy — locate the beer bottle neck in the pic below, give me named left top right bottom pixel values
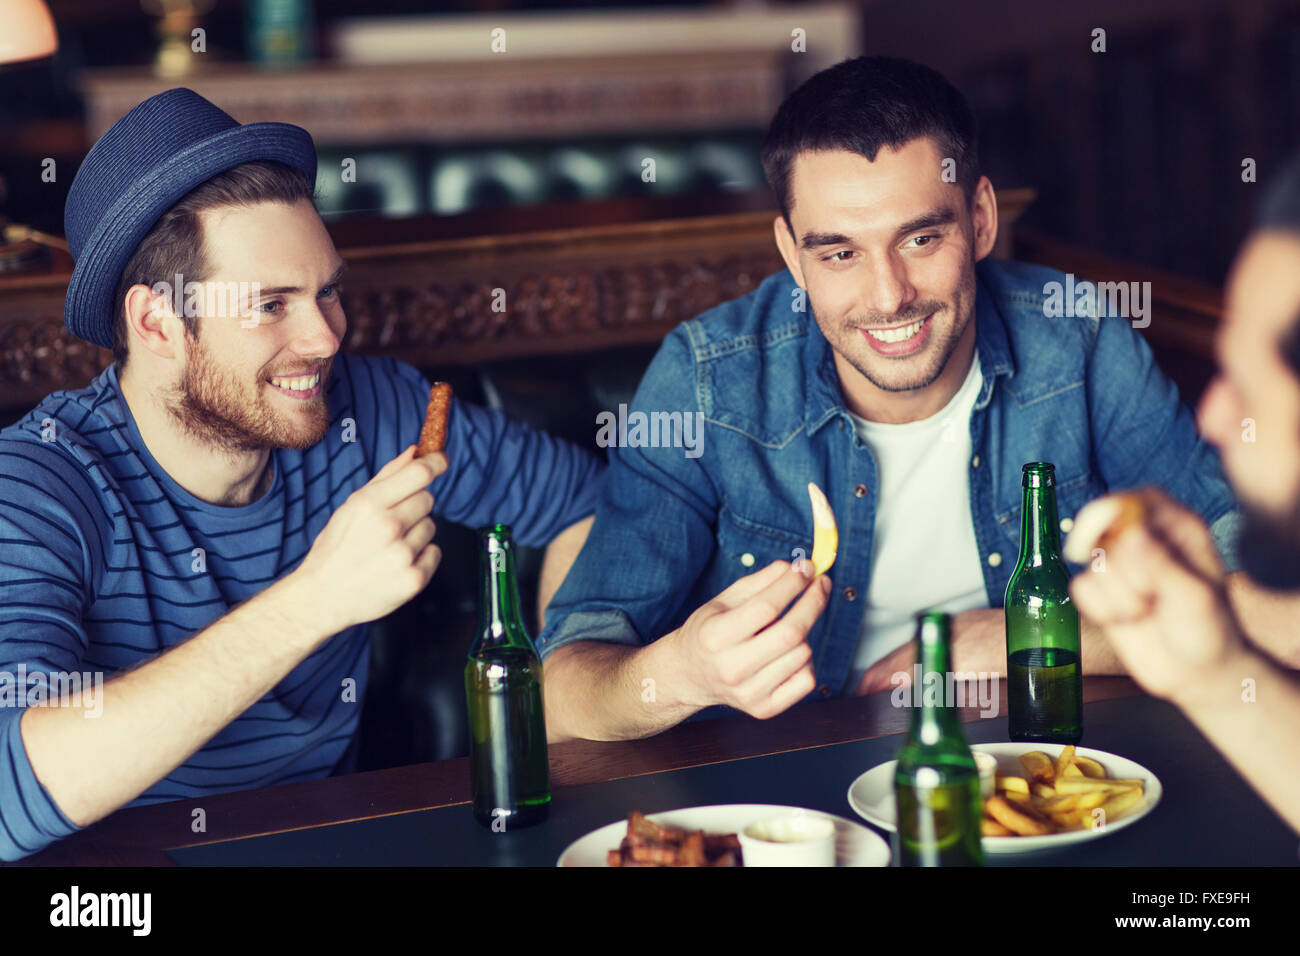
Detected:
left=474, top=528, right=531, bottom=653
left=909, top=617, right=964, bottom=740
left=1019, top=484, right=1061, bottom=566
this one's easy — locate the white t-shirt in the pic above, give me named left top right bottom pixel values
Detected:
left=845, top=354, right=989, bottom=692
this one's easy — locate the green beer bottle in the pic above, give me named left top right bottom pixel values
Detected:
left=465, top=524, right=550, bottom=829
left=1004, top=462, right=1083, bottom=743
left=893, top=612, right=985, bottom=867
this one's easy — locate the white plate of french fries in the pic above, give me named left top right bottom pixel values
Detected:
left=847, top=743, right=1162, bottom=853
left=558, top=804, right=891, bottom=867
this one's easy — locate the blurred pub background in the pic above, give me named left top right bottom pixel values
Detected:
left=1, top=0, right=1297, bottom=771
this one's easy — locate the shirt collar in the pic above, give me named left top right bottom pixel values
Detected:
left=803, top=313, right=845, bottom=435
left=972, top=258, right=1016, bottom=409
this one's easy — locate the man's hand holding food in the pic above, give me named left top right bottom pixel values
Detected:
left=665, top=559, right=830, bottom=720
left=543, top=557, right=833, bottom=743
left=1066, top=488, right=1300, bottom=833
left=1066, top=488, right=1249, bottom=708
left=290, top=445, right=446, bottom=635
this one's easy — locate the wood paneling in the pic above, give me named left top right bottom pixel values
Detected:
left=0, top=190, right=1037, bottom=413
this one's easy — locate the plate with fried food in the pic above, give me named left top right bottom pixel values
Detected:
left=557, top=805, right=890, bottom=867
left=847, top=743, right=1161, bottom=854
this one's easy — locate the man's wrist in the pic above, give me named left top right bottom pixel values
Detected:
left=950, top=608, right=1005, bottom=673
left=1173, top=644, right=1262, bottom=716
left=648, top=628, right=711, bottom=714
left=262, top=571, right=340, bottom=651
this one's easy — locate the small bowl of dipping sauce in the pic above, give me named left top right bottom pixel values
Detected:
left=973, top=751, right=998, bottom=799
left=737, top=810, right=836, bottom=867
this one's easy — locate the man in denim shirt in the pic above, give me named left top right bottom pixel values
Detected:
left=537, top=56, right=1249, bottom=742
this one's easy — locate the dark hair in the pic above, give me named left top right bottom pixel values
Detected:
left=761, top=56, right=980, bottom=223
left=111, top=160, right=315, bottom=367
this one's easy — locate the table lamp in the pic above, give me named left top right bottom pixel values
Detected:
left=0, top=0, right=63, bottom=272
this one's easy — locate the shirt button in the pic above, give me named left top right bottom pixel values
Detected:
left=854, top=484, right=868, bottom=498
left=843, top=586, right=857, bottom=600
left=987, top=552, right=1002, bottom=567
left=740, top=552, right=755, bottom=568
left=972, top=455, right=981, bottom=468
left=1060, top=518, right=1074, bottom=533
left=818, top=685, right=831, bottom=697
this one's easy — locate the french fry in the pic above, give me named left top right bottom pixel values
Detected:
left=1035, top=793, right=1080, bottom=814
left=1094, top=788, right=1145, bottom=824
left=985, top=795, right=1054, bottom=836
left=999, top=792, right=1050, bottom=821
left=1051, top=777, right=1144, bottom=795
left=1055, top=745, right=1077, bottom=779
left=1049, top=808, right=1092, bottom=831
left=1063, top=493, right=1147, bottom=564
left=982, top=749, right=1146, bottom=838
left=1019, top=751, right=1055, bottom=784
left=1073, top=756, right=1106, bottom=778
left=996, top=774, right=1030, bottom=795
left=1075, top=791, right=1108, bottom=811
left=807, top=483, right=838, bottom=577
left=982, top=818, right=1014, bottom=837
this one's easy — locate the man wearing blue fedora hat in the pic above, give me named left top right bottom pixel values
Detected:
left=0, top=89, right=602, bottom=860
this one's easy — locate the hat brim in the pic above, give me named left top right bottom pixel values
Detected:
left=65, top=122, right=318, bottom=350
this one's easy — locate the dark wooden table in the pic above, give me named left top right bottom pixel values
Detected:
left=14, top=677, right=1177, bottom=867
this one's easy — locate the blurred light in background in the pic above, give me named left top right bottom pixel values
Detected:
left=0, top=0, right=58, bottom=64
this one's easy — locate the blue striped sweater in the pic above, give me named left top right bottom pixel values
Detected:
left=0, top=353, right=603, bottom=860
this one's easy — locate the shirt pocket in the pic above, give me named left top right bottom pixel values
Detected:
left=715, top=506, right=810, bottom=578
left=1055, top=473, right=1107, bottom=569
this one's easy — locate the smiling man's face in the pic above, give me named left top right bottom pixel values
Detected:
left=774, top=138, right=996, bottom=414
left=164, top=198, right=346, bottom=452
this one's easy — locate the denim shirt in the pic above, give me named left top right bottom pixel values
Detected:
left=536, top=258, right=1239, bottom=699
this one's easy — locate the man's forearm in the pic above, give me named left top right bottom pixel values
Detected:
left=947, top=609, right=1004, bottom=675
left=948, top=608, right=1125, bottom=676
left=1079, top=619, right=1125, bottom=674
left=20, top=571, right=331, bottom=827
left=543, top=636, right=699, bottom=742
left=1180, top=648, right=1300, bottom=834
left=536, top=516, right=595, bottom=629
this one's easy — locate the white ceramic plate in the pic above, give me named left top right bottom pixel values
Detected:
left=557, top=804, right=891, bottom=867
left=847, top=743, right=1162, bottom=854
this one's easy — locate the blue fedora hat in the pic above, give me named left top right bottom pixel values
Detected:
left=64, top=88, right=317, bottom=350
